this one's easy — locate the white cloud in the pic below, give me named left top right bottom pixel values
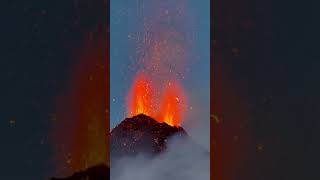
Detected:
left=111, top=134, right=210, bottom=180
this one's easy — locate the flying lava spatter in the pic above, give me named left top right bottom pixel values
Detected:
left=157, top=81, right=187, bottom=126
left=127, top=72, right=156, bottom=117
left=127, top=73, right=187, bottom=127
left=125, top=1, right=191, bottom=127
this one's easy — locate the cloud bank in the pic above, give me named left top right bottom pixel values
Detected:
left=111, top=134, right=210, bottom=180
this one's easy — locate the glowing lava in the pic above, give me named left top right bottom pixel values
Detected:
left=127, top=75, right=187, bottom=127
left=127, top=72, right=155, bottom=117
left=158, top=81, right=187, bottom=127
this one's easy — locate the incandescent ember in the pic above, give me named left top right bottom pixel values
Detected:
left=110, top=114, right=188, bottom=160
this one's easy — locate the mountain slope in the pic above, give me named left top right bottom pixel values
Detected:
left=110, top=114, right=187, bottom=159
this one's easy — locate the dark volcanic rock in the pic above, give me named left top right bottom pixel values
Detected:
left=110, top=114, right=188, bottom=159
left=51, top=164, right=109, bottom=180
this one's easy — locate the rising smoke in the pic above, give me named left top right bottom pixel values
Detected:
left=111, top=133, right=210, bottom=180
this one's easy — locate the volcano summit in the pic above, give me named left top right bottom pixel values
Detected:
left=110, top=114, right=210, bottom=180
left=110, top=114, right=188, bottom=160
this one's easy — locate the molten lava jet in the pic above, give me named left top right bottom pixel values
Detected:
left=158, top=81, right=187, bottom=127
left=127, top=73, right=187, bottom=127
left=127, top=72, right=155, bottom=117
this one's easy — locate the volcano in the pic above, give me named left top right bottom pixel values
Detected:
left=110, top=114, right=188, bottom=159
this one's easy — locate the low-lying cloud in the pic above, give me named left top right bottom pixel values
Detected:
left=111, top=134, right=210, bottom=180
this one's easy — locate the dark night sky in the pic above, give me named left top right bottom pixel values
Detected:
left=213, top=0, right=320, bottom=179
left=0, top=1, right=107, bottom=179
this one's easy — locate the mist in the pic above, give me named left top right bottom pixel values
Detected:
left=111, top=133, right=210, bottom=180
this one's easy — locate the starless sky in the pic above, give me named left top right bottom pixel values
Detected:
left=0, top=1, right=108, bottom=179
left=110, top=0, right=210, bottom=147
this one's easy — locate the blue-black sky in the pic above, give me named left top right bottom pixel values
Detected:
left=213, top=0, right=320, bottom=179
left=0, top=1, right=108, bottom=179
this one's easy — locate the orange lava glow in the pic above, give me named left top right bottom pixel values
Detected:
left=158, top=81, right=187, bottom=126
left=125, top=2, right=190, bottom=128
left=127, top=72, right=155, bottom=117
left=127, top=75, right=187, bottom=127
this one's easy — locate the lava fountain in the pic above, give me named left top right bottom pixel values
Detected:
left=127, top=72, right=156, bottom=117
left=126, top=72, right=187, bottom=127
left=123, top=1, right=191, bottom=128
left=157, top=81, right=187, bottom=127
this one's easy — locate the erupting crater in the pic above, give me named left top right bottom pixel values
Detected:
left=127, top=72, right=188, bottom=127
left=112, top=70, right=191, bottom=160
left=110, top=114, right=188, bottom=160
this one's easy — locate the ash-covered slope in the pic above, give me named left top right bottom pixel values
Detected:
left=50, top=164, right=109, bottom=180
left=110, top=114, right=187, bottom=159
